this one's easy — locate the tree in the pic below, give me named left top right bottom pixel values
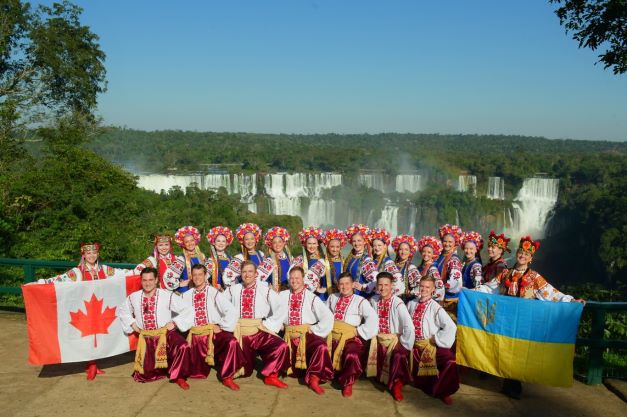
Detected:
left=550, top=0, right=627, bottom=74
left=0, top=0, right=106, bottom=168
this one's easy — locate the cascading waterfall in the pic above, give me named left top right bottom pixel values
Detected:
left=506, top=178, right=559, bottom=239
left=457, top=175, right=477, bottom=196
left=487, top=177, right=505, bottom=200
left=395, top=174, right=423, bottom=193
left=135, top=171, right=559, bottom=240
left=375, top=204, right=399, bottom=236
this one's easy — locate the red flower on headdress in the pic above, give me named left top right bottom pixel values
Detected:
left=461, top=231, right=484, bottom=251
left=174, top=226, right=201, bottom=248
left=235, top=223, right=262, bottom=244
left=518, top=235, right=540, bottom=254
left=488, top=230, right=511, bottom=253
left=391, top=234, right=418, bottom=257
left=298, top=226, right=325, bottom=246
left=264, top=226, right=291, bottom=248
left=417, top=236, right=443, bottom=257
left=206, top=226, right=234, bottom=246
left=368, top=228, right=391, bottom=246
left=438, top=224, right=463, bottom=245
left=346, top=224, right=370, bottom=244
left=323, top=229, right=348, bottom=248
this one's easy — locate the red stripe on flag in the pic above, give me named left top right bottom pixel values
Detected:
left=125, top=275, right=142, bottom=350
left=22, top=283, right=61, bottom=365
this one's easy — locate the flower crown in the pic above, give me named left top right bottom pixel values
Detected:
left=461, top=231, right=484, bottom=251
left=368, top=228, right=391, bottom=246
left=235, top=223, right=262, bottom=244
left=264, top=226, right=291, bottom=248
left=417, top=236, right=443, bottom=257
left=298, top=226, right=325, bottom=246
left=392, top=234, right=418, bottom=257
left=488, top=230, right=511, bottom=253
left=518, top=235, right=540, bottom=255
left=206, top=226, right=234, bottom=246
left=346, top=224, right=370, bottom=243
left=438, top=223, right=463, bottom=245
left=174, top=226, right=201, bottom=248
left=323, top=229, right=348, bottom=248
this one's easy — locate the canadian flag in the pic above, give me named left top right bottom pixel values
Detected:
left=22, top=275, right=141, bottom=365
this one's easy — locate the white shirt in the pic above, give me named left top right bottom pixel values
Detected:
left=181, top=285, right=238, bottom=332
left=406, top=298, right=456, bottom=349
left=370, top=295, right=416, bottom=350
left=225, top=281, right=286, bottom=334
left=326, top=293, right=379, bottom=341
left=117, top=288, right=193, bottom=334
left=279, top=288, right=333, bottom=338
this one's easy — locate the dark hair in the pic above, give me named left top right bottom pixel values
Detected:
left=140, top=267, right=158, bottom=278
left=337, top=271, right=353, bottom=283
left=376, top=271, right=394, bottom=282
left=191, top=263, right=207, bottom=273
left=241, top=260, right=257, bottom=271
left=289, top=266, right=305, bottom=277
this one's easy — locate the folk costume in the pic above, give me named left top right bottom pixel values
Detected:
left=326, top=292, right=378, bottom=396
left=279, top=286, right=334, bottom=392
left=368, top=294, right=415, bottom=400
left=223, top=223, right=273, bottom=287
left=369, top=228, right=405, bottom=297
left=225, top=280, right=290, bottom=383
left=295, top=226, right=327, bottom=295
left=407, top=297, right=459, bottom=402
left=392, top=234, right=420, bottom=301
left=417, top=236, right=445, bottom=301
left=320, top=229, right=348, bottom=301
left=118, top=288, right=193, bottom=385
left=482, top=231, right=510, bottom=282
left=164, top=226, right=207, bottom=294
left=205, top=226, right=235, bottom=290
left=434, top=224, right=464, bottom=320
left=181, top=283, right=245, bottom=387
left=135, top=235, right=179, bottom=291
left=264, top=227, right=301, bottom=292
left=40, top=242, right=130, bottom=283
left=343, top=224, right=378, bottom=297
left=460, top=231, right=484, bottom=290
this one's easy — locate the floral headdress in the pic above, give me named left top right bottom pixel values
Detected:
left=438, top=223, right=463, bottom=246
left=323, top=229, right=348, bottom=248
left=518, top=235, right=540, bottom=255
left=298, top=226, right=325, bottom=246
left=174, top=226, right=201, bottom=248
left=391, top=234, right=418, bottom=257
left=235, top=223, right=262, bottom=244
left=461, top=231, right=484, bottom=251
left=346, top=224, right=370, bottom=244
left=368, top=228, right=391, bottom=246
left=264, top=226, right=291, bottom=248
left=487, top=230, right=511, bottom=253
left=206, top=226, right=234, bottom=246
left=417, top=235, right=443, bottom=257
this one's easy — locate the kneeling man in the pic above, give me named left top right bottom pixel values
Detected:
left=182, top=264, right=246, bottom=390
left=118, top=267, right=192, bottom=389
left=279, top=266, right=334, bottom=395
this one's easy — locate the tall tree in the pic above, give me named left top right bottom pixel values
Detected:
left=0, top=0, right=106, bottom=168
left=550, top=0, right=627, bottom=74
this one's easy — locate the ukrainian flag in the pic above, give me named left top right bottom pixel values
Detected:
left=457, top=288, right=583, bottom=387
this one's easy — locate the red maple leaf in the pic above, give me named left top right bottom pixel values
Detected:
left=69, top=294, right=117, bottom=348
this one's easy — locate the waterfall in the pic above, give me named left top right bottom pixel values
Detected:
left=408, top=205, right=417, bottom=236
left=507, top=178, right=559, bottom=239
left=487, top=177, right=505, bottom=200
left=137, top=173, right=205, bottom=192
left=358, top=174, right=386, bottom=192
left=376, top=204, right=399, bottom=236
left=305, top=199, right=336, bottom=227
left=395, top=174, right=423, bottom=193
left=457, top=175, right=477, bottom=196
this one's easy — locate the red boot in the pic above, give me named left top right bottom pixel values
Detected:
left=441, top=395, right=453, bottom=405
left=264, top=373, right=288, bottom=389
left=342, top=384, right=353, bottom=398
left=392, top=379, right=404, bottom=401
left=86, top=362, right=97, bottom=381
left=176, top=378, right=190, bottom=390
left=222, top=377, right=240, bottom=391
left=308, top=375, right=325, bottom=395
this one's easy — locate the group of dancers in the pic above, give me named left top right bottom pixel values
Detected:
left=40, top=222, right=583, bottom=402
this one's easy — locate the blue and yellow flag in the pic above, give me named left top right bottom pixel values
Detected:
left=457, top=288, right=583, bottom=387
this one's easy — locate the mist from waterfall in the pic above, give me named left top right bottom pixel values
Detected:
left=506, top=178, right=559, bottom=239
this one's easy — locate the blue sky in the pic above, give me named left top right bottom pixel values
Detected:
left=67, top=0, right=625, bottom=141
